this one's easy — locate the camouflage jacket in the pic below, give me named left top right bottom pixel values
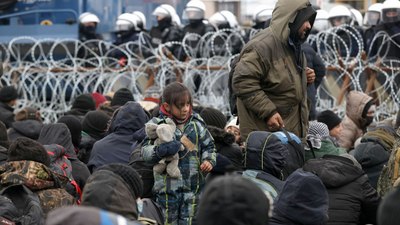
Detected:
left=0, top=161, right=75, bottom=214
left=377, top=127, right=400, bottom=196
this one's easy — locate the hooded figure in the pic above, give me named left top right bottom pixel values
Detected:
left=38, top=123, right=90, bottom=190
left=242, top=130, right=288, bottom=200
left=81, top=169, right=139, bottom=220
left=232, top=0, right=316, bottom=141
left=58, top=115, right=83, bottom=150
left=270, top=168, right=329, bottom=225
left=197, top=175, right=271, bottom=225
left=8, top=107, right=43, bottom=141
left=87, top=102, right=148, bottom=172
left=338, top=91, right=374, bottom=150
left=353, top=125, right=396, bottom=189
left=303, top=155, right=380, bottom=225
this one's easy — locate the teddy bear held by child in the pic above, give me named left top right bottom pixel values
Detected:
left=145, top=118, right=184, bottom=178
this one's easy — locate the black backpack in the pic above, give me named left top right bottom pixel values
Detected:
left=129, top=143, right=155, bottom=199
left=273, top=130, right=305, bottom=179
left=245, top=130, right=305, bottom=180
left=0, top=185, right=45, bottom=225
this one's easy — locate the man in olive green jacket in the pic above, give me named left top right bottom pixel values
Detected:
left=232, top=0, right=316, bottom=141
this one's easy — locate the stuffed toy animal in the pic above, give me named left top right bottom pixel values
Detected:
left=145, top=118, right=184, bottom=178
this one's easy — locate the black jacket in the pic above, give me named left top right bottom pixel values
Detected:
left=0, top=145, right=7, bottom=165
left=149, top=24, right=183, bottom=47
left=270, top=169, right=329, bottom=225
left=81, top=170, right=139, bottom=220
left=78, top=132, right=97, bottom=164
left=88, top=102, right=148, bottom=172
left=38, top=123, right=90, bottom=190
left=368, top=21, right=400, bottom=60
left=303, top=42, right=326, bottom=120
left=8, top=120, right=43, bottom=141
left=303, top=155, right=380, bottom=225
left=0, top=102, right=14, bottom=129
left=353, top=136, right=391, bottom=189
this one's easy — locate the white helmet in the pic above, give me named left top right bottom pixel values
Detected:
left=183, top=0, right=206, bottom=20
left=253, top=8, right=274, bottom=23
left=350, top=8, right=363, bottom=26
left=79, top=12, right=100, bottom=24
left=153, top=4, right=175, bottom=20
left=132, top=11, right=146, bottom=30
left=209, top=10, right=238, bottom=29
left=328, top=5, right=352, bottom=26
left=313, top=9, right=330, bottom=32
left=172, top=13, right=182, bottom=26
left=115, top=13, right=139, bottom=32
left=363, top=3, right=383, bottom=25
left=381, top=0, right=400, bottom=23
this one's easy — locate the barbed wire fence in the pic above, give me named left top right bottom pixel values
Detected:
left=0, top=27, right=398, bottom=123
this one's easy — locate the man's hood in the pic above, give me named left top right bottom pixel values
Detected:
left=109, top=102, right=148, bottom=135
left=11, top=120, right=43, bottom=140
left=38, top=123, right=77, bottom=159
left=303, top=155, right=365, bottom=188
left=270, top=0, right=314, bottom=42
left=272, top=169, right=328, bottom=225
left=81, top=170, right=138, bottom=220
left=345, top=91, right=373, bottom=127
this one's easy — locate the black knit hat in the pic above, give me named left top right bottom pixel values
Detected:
left=317, top=110, right=342, bottom=131
left=8, top=137, right=50, bottom=166
left=0, top=86, right=18, bottom=102
left=98, top=163, right=143, bottom=199
left=58, top=115, right=83, bottom=148
left=378, top=187, right=400, bottom=225
left=72, top=93, right=96, bottom=111
left=82, top=110, right=110, bottom=139
left=197, top=175, right=270, bottom=225
left=200, top=107, right=227, bottom=129
left=110, top=88, right=134, bottom=107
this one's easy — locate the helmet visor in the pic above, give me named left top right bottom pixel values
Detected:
left=364, top=11, right=380, bottom=25
left=183, top=9, right=204, bottom=20
left=329, top=16, right=350, bottom=26
left=115, top=23, right=131, bottom=32
left=382, top=8, right=400, bottom=23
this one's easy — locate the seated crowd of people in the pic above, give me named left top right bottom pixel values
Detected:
left=0, top=81, right=398, bottom=225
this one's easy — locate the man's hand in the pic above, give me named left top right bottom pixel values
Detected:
left=267, top=112, right=284, bottom=131
left=306, top=67, right=315, bottom=84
